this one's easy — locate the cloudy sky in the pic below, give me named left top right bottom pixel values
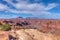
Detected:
left=0, top=0, right=60, bottom=19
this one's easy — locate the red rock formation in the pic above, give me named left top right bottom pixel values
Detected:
left=0, top=18, right=60, bottom=33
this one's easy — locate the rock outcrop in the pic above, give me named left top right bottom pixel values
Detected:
left=15, top=29, right=60, bottom=40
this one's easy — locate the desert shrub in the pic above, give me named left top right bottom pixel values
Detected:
left=0, top=24, right=11, bottom=31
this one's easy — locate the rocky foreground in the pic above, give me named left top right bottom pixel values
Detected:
left=0, top=29, right=60, bottom=40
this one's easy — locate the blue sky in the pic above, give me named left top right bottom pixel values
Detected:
left=0, top=0, right=60, bottom=19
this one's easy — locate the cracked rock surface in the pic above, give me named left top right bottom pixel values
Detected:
left=14, top=29, right=60, bottom=40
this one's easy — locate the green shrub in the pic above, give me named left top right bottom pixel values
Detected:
left=0, top=24, right=11, bottom=31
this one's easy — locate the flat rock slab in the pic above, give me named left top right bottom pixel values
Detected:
left=0, top=31, right=9, bottom=40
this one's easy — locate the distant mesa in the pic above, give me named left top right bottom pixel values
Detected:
left=26, top=17, right=38, bottom=19
left=18, top=17, right=23, bottom=18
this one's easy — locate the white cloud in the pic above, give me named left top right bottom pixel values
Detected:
left=0, top=0, right=58, bottom=16
left=0, top=3, right=8, bottom=11
left=45, top=3, right=58, bottom=10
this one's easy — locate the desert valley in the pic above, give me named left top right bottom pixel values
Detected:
left=0, top=17, right=60, bottom=40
